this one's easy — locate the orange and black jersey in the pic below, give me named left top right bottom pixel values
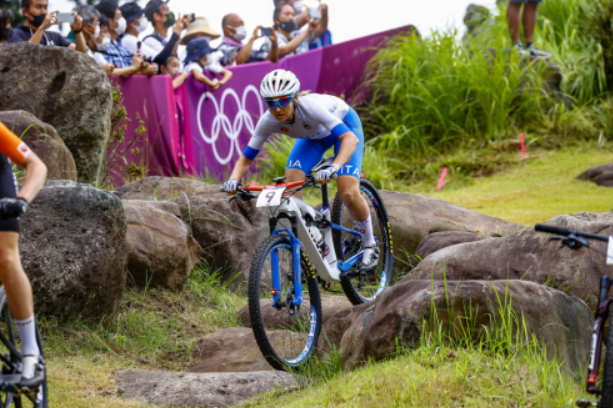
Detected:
left=0, top=120, right=31, bottom=165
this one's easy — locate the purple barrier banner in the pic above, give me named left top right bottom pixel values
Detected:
left=110, top=25, right=414, bottom=184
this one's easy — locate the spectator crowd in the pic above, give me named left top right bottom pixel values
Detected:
left=0, top=0, right=331, bottom=91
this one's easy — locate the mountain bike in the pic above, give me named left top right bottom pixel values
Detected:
left=535, top=224, right=612, bottom=408
left=229, top=157, right=394, bottom=371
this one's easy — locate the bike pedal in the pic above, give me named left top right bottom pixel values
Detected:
left=576, top=399, right=597, bottom=407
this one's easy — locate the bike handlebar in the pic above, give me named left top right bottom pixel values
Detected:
left=535, top=224, right=610, bottom=243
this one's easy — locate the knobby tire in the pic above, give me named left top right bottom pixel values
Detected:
left=248, top=234, right=322, bottom=372
left=332, top=178, right=394, bottom=305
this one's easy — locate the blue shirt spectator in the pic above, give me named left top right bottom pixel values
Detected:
left=95, top=1, right=133, bottom=68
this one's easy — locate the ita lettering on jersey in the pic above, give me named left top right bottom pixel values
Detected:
left=288, top=160, right=302, bottom=169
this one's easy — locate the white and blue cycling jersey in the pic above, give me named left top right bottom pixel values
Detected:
left=243, top=93, right=364, bottom=179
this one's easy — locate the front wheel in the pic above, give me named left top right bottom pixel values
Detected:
left=598, top=307, right=613, bottom=408
left=248, top=234, right=322, bottom=372
left=332, top=178, right=394, bottom=305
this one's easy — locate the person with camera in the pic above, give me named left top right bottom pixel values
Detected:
left=143, top=0, right=191, bottom=57
left=8, top=0, right=87, bottom=53
left=119, top=1, right=189, bottom=72
left=219, top=13, right=278, bottom=66
left=261, top=2, right=327, bottom=60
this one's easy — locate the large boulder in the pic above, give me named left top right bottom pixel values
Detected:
left=190, top=327, right=304, bottom=373
left=324, top=280, right=592, bottom=376
left=114, top=176, right=225, bottom=201
left=577, top=164, right=613, bottom=188
left=116, top=369, right=296, bottom=408
left=0, top=111, right=77, bottom=181
left=410, top=231, right=489, bottom=267
left=0, top=43, right=113, bottom=183
left=123, top=200, right=200, bottom=289
left=238, top=295, right=352, bottom=329
left=407, top=212, right=613, bottom=309
left=380, top=191, right=521, bottom=262
left=19, top=180, right=127, bottom=319
left=174, top=195, right=268, bottom=285
left=117, top=177, right=269, bottom=285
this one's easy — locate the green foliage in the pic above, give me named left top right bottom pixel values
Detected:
left=0, top=0, right=24, bottom=27
left=351, top=0, right=612, bottom=189
left=41, top=262, right=244, bottom=370
left=100, top=86, right=149, bottom=188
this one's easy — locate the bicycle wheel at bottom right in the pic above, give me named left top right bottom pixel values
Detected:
left=248, top=234, right=322, bottom=372
left=332, top=178, right=394, bottom=305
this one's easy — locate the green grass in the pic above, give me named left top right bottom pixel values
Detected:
left=412, top=144, right=613, bottom=226
left=245, top=279, right=594, bottom=408
left=42, top=263, right=246, bottom=407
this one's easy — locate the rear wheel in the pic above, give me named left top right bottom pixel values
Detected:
left=0, top=287, right=47, bottom=408
left=599, top=307, right=613, bottom=408
left=332, top=178, right=394, bottom=305
left=248, top=234, right=322, bottom=372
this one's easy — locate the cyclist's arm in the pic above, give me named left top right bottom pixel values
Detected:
left=0, top=121, right=47, bottom=203
left=333, top=131, right=359, bottom=168
left=229, top=155, right=253, bottom=181
left=17, top=154, right=47, bottom=203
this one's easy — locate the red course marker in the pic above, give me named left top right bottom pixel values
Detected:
left=520, top=133, right=526, bottom=157
left=437, top=167, right=449, bottom=191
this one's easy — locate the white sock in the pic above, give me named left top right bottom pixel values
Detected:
left=354, top=216, right=376, bottom=247
left=15, top=315, right=40, bottom=357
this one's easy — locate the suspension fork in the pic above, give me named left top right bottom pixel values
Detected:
left=269, top=213, right=303, bottom=307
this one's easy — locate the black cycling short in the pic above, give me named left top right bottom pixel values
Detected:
left=0, top=154, right=19, bottom=233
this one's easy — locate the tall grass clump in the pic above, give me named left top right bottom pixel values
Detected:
left=362, top=27, right=553, bottom=158
left=356, top=0, right=611, bottom=189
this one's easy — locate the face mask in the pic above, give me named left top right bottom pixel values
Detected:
left=201, top=54, right=212, bottom=66
left=115, top=17, right=127, bottom=35
left=29, top=13, right=46, bottom=28
left=97, top=36, right=111, bottom=51
left=4, top=26, right=13, bottom=41
left=135, top=16, right=148, bottom=33
left=279, top=21, right=296, bottom=33
left=230, top=25, right=247, bottom=41
left=163, top=12, right=175, bottom=28
left=88, top=24, right=100, bottom=40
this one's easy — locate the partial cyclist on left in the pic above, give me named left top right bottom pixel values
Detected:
left=0, top=120, right=47, bottom=389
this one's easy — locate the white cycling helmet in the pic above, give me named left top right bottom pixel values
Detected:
left=260, top=69, right=301, bottom=99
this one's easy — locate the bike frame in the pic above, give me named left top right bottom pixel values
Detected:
left=587, top=276, right=613, bottom=394
left=247, top=181, right=363, bottom=309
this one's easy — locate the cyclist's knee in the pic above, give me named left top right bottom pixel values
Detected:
left=339, top=188, right=359, bottom=208
left=285, top=168, right=306, bottom=182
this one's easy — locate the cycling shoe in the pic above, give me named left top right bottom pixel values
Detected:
left=360, top=246, right=380, bottom=273
left=19, top=355, right=45, bottom=389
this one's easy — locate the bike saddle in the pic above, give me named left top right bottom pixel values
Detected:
left=273, top=176, right=286, bottom=184
left=311, top=157, right=335, bottom=173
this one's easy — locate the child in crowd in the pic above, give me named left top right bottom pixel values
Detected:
left=161, top=55, right=189, bottom=90
left=183, top=38, right=233, bottom=92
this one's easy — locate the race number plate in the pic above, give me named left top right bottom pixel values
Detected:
left=256, top=186, right=286, bottom=208
left=608, top=236, right=613, bottom=265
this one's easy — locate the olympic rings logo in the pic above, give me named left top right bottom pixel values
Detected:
left=197, top=85, right=266, bottom=165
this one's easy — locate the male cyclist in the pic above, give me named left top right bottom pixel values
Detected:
left=0, top=120, right=47, bottom=388
left=224, top=69, right=379, bottom=271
